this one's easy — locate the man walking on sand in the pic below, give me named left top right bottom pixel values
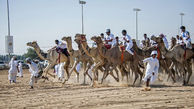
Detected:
left=26, top=58, right=39, bottom=89
left=8, top=56, right=19, bottom=84
left=142, top=50, right=159, bottom=91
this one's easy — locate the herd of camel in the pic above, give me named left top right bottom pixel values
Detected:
left=26, top=34, right=194, bottom=87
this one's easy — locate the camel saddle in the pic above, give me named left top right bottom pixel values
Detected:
left=104, top=44, right=112, bottom=49
left=119, top=46, right=125, bottom=63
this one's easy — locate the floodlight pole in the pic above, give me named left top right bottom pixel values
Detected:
left=180, top=13, right=184, bottom=26
left=133, top=8, right=141, bottom=40
left=7, top=0, right=11, bottom=36
left=79, top=0, right=86, bottom=34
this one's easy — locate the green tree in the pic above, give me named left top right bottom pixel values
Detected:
left=23, top=48, right=38, bottom=59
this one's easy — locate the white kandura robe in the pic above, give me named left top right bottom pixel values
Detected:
left=143, top=57, right=159, bottom=83
left=8, top=58, right=18, bottom=82
left=28, top=62, right=39, bottom=86
left=54, top=64, right=60, bottom=78
left=163, top=36, right=169, bottom=49
left=17, top=62, right=23, bottom=77
left=76, top=62, right=81, bottom=72
left=181, top=31, right=192, bottom=49
left=122, top=34, right=134, bottom=55
left=105, top=34, right=115, bottom=45
left=58, top=63, right=65, bottom=79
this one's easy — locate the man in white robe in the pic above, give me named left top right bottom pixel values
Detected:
left=54, top=64, right=60, bottom=79
left=17, top=61, right=23, bottom=77
left=112, top=36, right=122, bottom=47
left=142, top=50, right=159, bottom=91
left=26, top=58, right=39, bottom=89
left=105, top=29, right=115, bottom=49
left=121, top=30, right=134, bottom=55
left=8, top=56, right=18, bottom=84
left=58, top=63, right=65, bottom=81
left=55, top=40, right=70, bottom=57
left=180, top=26, right=192, bottom=49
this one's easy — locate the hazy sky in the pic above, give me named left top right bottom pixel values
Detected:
left=0, top=0, right=194, bottom=55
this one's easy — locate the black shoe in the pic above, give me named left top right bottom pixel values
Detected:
left=30, top=86, right=34, bottom=89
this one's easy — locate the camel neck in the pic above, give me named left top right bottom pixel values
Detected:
left=160, top=43, right=173, bottom=58
left=80, top=42, right=92, bottom=57
left=96, top=42, right=106, bottom=59
left=66, top=40, right=74, bottom=54
left=33, top=45, right=47, bottom=60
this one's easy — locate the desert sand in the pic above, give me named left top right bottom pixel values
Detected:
left=0, top=69, right=194, bottom=109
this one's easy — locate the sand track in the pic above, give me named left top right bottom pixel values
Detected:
left=0, top=69, right=194, bottom=109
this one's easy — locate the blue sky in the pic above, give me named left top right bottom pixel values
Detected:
left=0, top=0, right=194, bottom=55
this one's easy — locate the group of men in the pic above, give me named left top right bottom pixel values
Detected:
left=8, top=56, right=41, bottom=89
left=97, top=29, right=135, bottom=55
left=8, top=26, right=191, bottom=90
left=141, top=26, right=192, bottom=50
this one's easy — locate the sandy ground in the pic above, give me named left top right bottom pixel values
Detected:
left=0, top=69, right=194, bottom=109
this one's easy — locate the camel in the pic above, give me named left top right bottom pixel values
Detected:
left=132, top=39, right=176, bottom=82
left=62, top=36, right=93, bottom=84
left=169, top=37, right=177, bottom=50
left=90, top=36, right=143, bottom=86
left=75, top=34, right=120, bottom=86
left=151, top=36, right=194, bottom=85
left=26, top=41, right=70, bottom=83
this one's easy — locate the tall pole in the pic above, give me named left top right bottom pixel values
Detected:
left=7, top=0, right=11, bottom=36
left=180, top=13, right=184, bottom=26
left=6, top=0, right=11, bottom=60
left=136, top=11, right=138, bottom=40
left=81, top=4, right=84, bottom=34
left=133, top=8, right=141, bottom=40
left=79, top=0, right=86, bottom=34
left=179, top=13, right=184, bottom=34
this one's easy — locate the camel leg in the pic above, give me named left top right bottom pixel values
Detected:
left=186, top=61, right=192, bottom=84
left=118, top=65, right=125, bottom=81
left=109, top=70, right=119, bottom=82
left=82, top=62, right=87, bottom=84
left=182, top=69, right=187, bottom=85
left=132, top=72, right=139, bottom=86
left=100, top=64, right=110, bottom=84
left=162, top=60, right=176, bottom=83
left=43, top=63, right=55, bottom=81
left=114, top=67, right=120, bottom=82
left=69, top=60, right=79, bottom=79
left=73, top=68, right=79, bottom=83
left=101, top=69, right=108, bottom=84
left=122, top=66, right=129, bottom=82
left=63, top=59, right=70, bottom=84
left=137, top=66, right=143, bottom=84
left=132, top=65, right=141, bottom=86
left=91, top=61, right=104, bottom=86
left=84, top=63, right=92, bottom=81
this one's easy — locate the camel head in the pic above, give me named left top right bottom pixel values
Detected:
left=74, top=38, right=80, bottom=44
left=132, top=39, right=137, bottom=45
left=151, top=36, right=163, bottom=43
left=171, top=37, right=177, bottom=44
left=151, top=36, right=166, bottom=49
left=132, top=39, right=139, bottom=49
left=75, top=34, right=87, bottom=42
left=26, top=41, right=39, bottom=49
left=91, top=36, right=102, bottom=44
left=62, top=36, right=72, bottom=43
